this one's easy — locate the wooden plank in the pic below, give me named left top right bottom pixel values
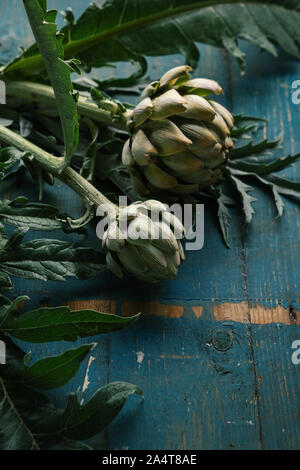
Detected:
left=229, top=42, right=300, bottom=449
left=1, top=0, right=300, bottom=450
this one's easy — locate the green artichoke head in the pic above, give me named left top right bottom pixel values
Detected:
left=122, top=65, right=234, bottom=198
left=102, top=199, right=185, bottom=283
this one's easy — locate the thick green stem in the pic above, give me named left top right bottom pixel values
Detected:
left=0, top=124, right=63, bottom=174
left=5, top=81, right=130, bottom=131
left=58, top=166, right=116, bottom=209
left=0, top=124, right=117, bottom=212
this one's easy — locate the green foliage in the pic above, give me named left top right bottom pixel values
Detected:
left=0, top=295, right=140, bottom=342
left=0, top=224, right=107, bottom=284
left=0, top=146, right=29, bottom=182
left=24, top=343, right=96, bottom=390
left=3, top=0, right=300, bottom=80
left=0, top=196, right=85, bottom=232
left=13, top=0, right=80, bottom=173
left=213, top=116, right=300, bottom=243
left=0, top=0, right=300, bottom=448
left=0, top=334, right=142, bottom=450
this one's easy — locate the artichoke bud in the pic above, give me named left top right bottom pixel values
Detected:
left=225, top=136, right=234, bottom=150
left=144, top=119, right=192, bottom=155
left=133, top=97, right=153, bottom=126
left=131, top=129, right=158, bottom=166
left=178, top=241, right=185, bottom=261
left=152, top=221, right=179, bottom=254
left=179, top=78, right=223, bottom=96
left=105, top=221, right=126, bottom=251
left=209, top=100, right=234, bottom=129
left=180, top=168, right=219, bottom=185
left=102, top=200, right=185, bottom=282
left=122, top=139, right=135, bottom=167
left=106, top=251, right=123, bottom=279
left=127, top=214, right=156, bottom=245
left=171, top=249, right=181, bottom=268
left=166, top=256, right=179, bottom=278
left=181, top=94, right=216, bottom=121
left=162, top=151, right=204, bottom=174
left=161, top=211, right=185, bottom=239
left=206, top=113, right=230, bottom=140
left=144, top=199, right=168, bottom=214
left=123, top=65, right=234, bottom=197
left=129, top=167, right=150, bottom=196
left=118, top=204, right=140, bottom=222
left=117, top=244, right=148, bottom=276
left=151, top=89, right=187, bottom=119
left=159, top=65, right=192, bottom=89
left=144, top=163, right=178, bottom=189
left=179, top=122, right=220, bottom=149
left=139, top=244, right=169, bottom=274
left=140, top=81, right=160, bottom=100
left=173, top=182, right=200, bottom=194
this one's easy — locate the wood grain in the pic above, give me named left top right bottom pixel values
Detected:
left=1, top=0, right=299, bottom=450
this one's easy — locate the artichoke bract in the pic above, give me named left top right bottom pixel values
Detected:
left=101, top=199, right=185, bottom=283
left=123, top=65, right=234, bottom=197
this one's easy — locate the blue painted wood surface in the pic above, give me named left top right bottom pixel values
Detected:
left=1, top=0, right=300, bottom=450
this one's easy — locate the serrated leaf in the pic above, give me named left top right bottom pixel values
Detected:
left=24, top=343, right=96, bottom=390
left=0, top=197, right=64, bottom=231
left=3, top=1, right=300, bottom=79
left=228, top=173, right=256, bottom=224
left=15, top=0, right=79, bottom=172
left=216, top=187, right=235, bottom=248
left=230, top=168, right=300, bottom=217
left=0, top=146, right=28, bottom=182
left=0, top=197, right=86, bottom=233
left=0, top=295, right=29, bottom=327
left=233, top=114, right=267, bottom=123
left=263, top=175, right=300, bottom=215
left=230, top=152, right=300, bottom=175
left=263, top=174, right=300, bottom=191
left=0, top=231, right=107, bottom=282
left=2, top=227, right=29, bottom=251
left=230, top=139, right=279, bottom=160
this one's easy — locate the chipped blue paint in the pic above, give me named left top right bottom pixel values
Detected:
left=1, top=0, right=300, bottom=450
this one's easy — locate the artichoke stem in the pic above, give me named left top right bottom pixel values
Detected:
left=5, top=80, right=131, bottom=131
left=0, top=123, right=117, bottom=213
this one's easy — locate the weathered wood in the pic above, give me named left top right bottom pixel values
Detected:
left=1, top=0, right=299, bottom=450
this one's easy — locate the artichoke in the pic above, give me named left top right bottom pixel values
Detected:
left=122, top=65, right=234, bottom=198
left=101, top=199, right=185, bottom=283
